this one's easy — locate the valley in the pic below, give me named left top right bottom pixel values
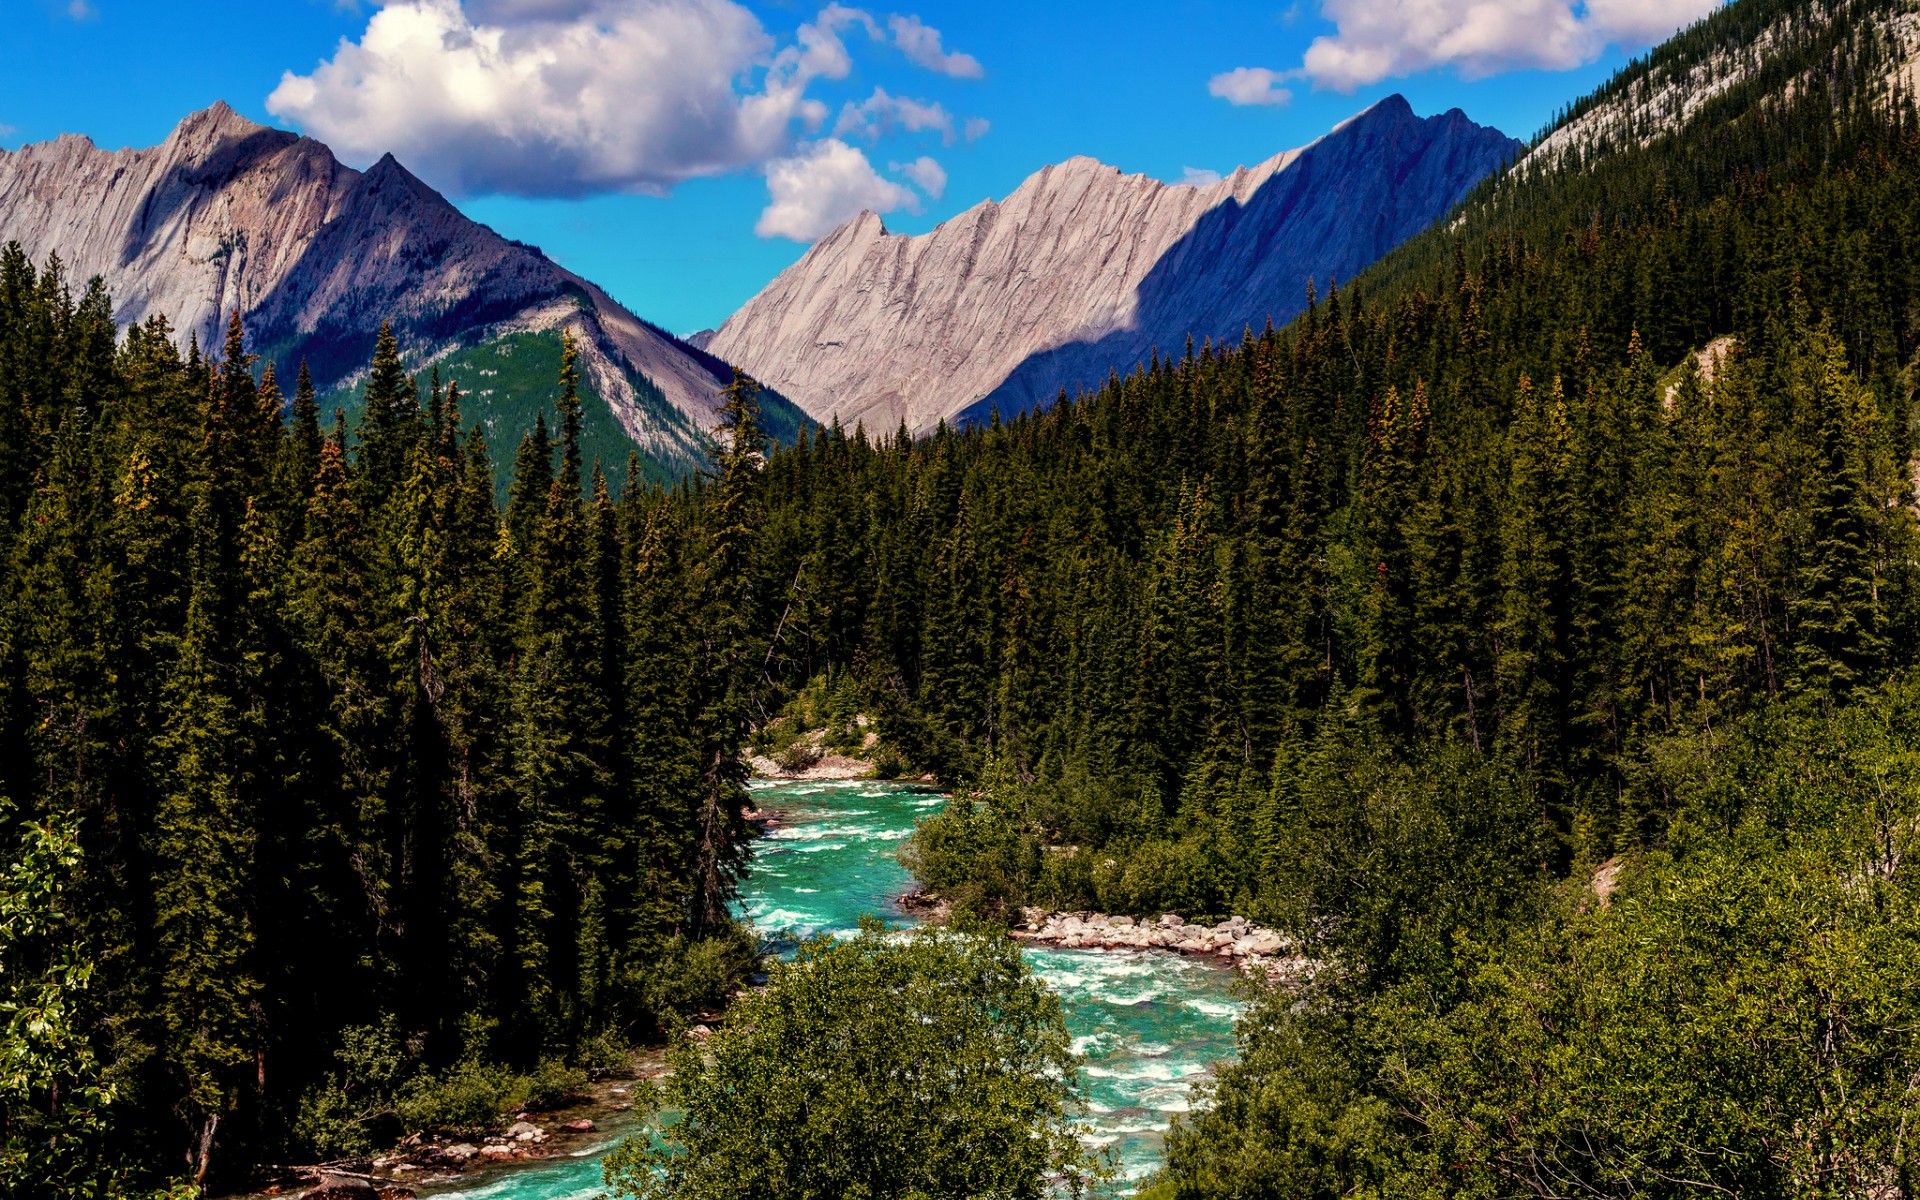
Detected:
left=7, top=0, right=1920, bottom=1196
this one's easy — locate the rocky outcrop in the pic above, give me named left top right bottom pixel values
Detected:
left=0, top=103, right=776, bottom=472
left=1527, top=3, right=1920, bottom=171
left=709, top=95, right=1521, bottom=434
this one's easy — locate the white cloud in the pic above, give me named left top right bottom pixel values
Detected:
left=267, top=0, right=976, bottom=199
left=835, top=87, right=953, bottom=142
left=1239, top=0, right=1724, bottom=93
left=1177, top=166, right=1223, bottom=187
left=756, top=138, right=920, bottom=241
left=894, top=155, right=947, bottom=199
left=66, top=0, right=97, bottom=18
left=963, top=116, right=991, bottom=142
left=887, top=13, right=983, bottom=78
left=1208, top=66, right=1294, bottom=106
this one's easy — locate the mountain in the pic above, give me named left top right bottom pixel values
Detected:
left=0, top=102, right=800, bottom=475
left=707, top=95, right=1522, bottom=435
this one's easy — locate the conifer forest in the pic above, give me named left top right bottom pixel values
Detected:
left=6, top=0, right=1920, bottom=1194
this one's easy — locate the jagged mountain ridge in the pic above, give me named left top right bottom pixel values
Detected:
left=708, top=95, right=1523, bottom=435
left=0, top=102, right=786, bottom=470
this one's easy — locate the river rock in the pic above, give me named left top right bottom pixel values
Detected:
left=507, top=1120, right=543, bottom=1142
left=303, top=1177, right=378, bottom=1200
left=419, top=1143, right=478, bottom=1166
left=563, top=1119, right=596, bottom=1132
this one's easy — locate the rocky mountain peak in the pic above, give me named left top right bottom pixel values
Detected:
left=0, top=107, right=792, bottom=476
left=709, top=96, right=1521, bottom=435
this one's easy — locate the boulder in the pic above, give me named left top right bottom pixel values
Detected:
left=563, top=1119, right=596, bottom=1133
left=303, top=1177, right=378, bottom=1200
left=1111, top=915, right=1136, bottom=928
left=507, top=1120, right=543, bottom=1142
left=419, top=1143, right=478, bottom=1166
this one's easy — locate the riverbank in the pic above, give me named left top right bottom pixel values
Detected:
left=244, top=1052, right=665, bottom=1199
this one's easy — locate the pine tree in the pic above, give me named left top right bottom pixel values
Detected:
left=1788, top=330, right=1886, bottom=699
left=688, top=372, right=765, bottom=937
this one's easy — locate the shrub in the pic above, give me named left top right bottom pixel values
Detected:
left=603, top=924, right=1102, bottom=1200
left=623, top=923, right=760, bottom=1022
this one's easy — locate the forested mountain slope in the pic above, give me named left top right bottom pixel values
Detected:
left=711, top=0, right=1920, bottom=1190
left=0, top=103, right=802, bottom=478
left=709, top=96, right=1519, bottom=434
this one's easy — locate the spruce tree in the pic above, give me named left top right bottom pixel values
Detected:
left=688, top=372, right=765, bottom=937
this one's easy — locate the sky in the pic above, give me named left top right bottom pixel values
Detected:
left=0, top=0, right=1720, bottom=335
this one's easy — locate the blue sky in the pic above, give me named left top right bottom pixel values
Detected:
left=1, top=0, right=1716, bottom=334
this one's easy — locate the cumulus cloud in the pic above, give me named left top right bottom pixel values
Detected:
left=893, top=155, right=948, bottom=198
left=268, top=0, right=985, bottom=199
left=756, top=138, right=920, bottom=241
left=963, top=116, right=991, bottom=142
left=835, top=87, right=953, bottom=142
left=1222, top=0, right=1723, bottom=95
left=887, top=14, right=983, bottom=78
left=1208, top=66, right=1294, bottom=106
left=1178, top=166, right=1223, bottom=187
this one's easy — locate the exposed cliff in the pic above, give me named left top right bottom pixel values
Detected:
left=0, top=102, right=784, bottom=470
left=708, top=95, right=1522, bottom=434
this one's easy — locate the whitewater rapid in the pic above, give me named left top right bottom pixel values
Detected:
left=423, top=779, right=1243, bottom=1198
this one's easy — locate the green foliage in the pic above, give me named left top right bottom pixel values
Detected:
left=0, top=267, right=764, bottom=1189
left=602, top=923, right=1103, bottom=1200
left=294, top=1015, right=594, bottom=1156
left=900, top=791, right=1040, bottom=921
left=616, top=923, right=759, bottom=1021
left=0, top=811, right=129, bottom=1199
left=323, top=330, right=688, bottom=500
left=1168, top=677, right=1920, bottom=1197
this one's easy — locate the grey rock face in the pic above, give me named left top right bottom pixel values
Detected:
left=0, top=103, right=734, bottom=466
left=709, top=95, right=1522, bottom=434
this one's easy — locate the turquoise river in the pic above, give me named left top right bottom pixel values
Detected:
left=422, top=779, right=1245, bottom=1199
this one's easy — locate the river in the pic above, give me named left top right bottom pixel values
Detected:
left=421, top=778, right=1244, bottom=1199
